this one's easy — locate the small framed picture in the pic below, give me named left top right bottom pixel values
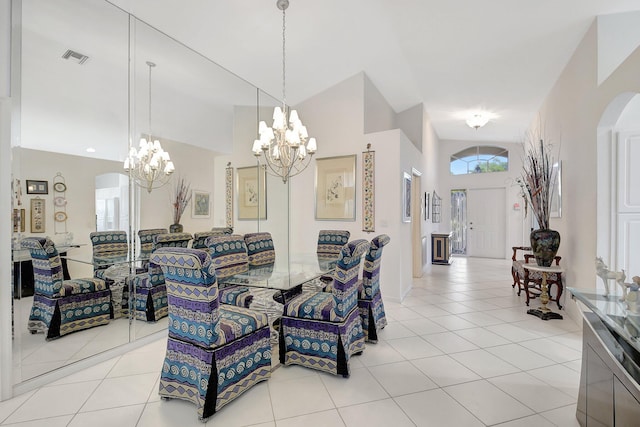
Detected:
left=402, top=172, right=412, bottom=223
left=26, top=180, right=48, bottom=195
left=30, top=198, right=45, bottom=233
left=192, top=190, right=211, bottom=218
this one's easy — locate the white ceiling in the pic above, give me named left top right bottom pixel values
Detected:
left=107, top=0, right=640, bottom=144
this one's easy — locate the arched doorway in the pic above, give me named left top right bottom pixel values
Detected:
left=597, top=92, right=640, bottom=286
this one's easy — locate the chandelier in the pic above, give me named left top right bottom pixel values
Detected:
left=124, top=61, right=174, bottom=193
left=252, top=0, right=317, bottom=183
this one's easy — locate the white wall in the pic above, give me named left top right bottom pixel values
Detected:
left=438, top=139, right=528, bottom=255
left=535, top=19, right=640, bottom=321
left=286, top=73, right=439, bottom=301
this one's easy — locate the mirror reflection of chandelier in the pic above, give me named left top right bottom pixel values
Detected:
left=124, top=61, right=174, bottom=193
left=252, top=0, right=317, bottom=183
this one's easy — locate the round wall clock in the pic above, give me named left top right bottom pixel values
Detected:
left=54, top=211, right=67, bottom=222
left=54, top=196, right=67, bottom=207
left=53, top=182, right=67, bottom=192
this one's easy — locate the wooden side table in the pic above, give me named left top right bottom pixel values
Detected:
left=522, top=264, right=564, bottom=320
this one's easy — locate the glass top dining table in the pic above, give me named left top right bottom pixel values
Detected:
left=219, top=253, right=338, bottom=292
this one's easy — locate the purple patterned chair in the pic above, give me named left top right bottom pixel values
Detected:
left=132, top=232, right=192, bottom=321
left=279, top=239, right=369, bottom=377
left=151, top=248, right=271, bottom=421
left=358, top=234, right=390, bottom=343
left=244, top=232, right=276, bottom=266
left=21, top=237, right=111, bottom=340
left=205, top=234, right=253, bottom=308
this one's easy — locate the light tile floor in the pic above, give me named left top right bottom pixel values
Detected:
left=1, top=257, right=583, bottom=426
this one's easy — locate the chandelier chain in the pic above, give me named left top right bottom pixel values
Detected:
left=281, top=5, right=286, bottom=107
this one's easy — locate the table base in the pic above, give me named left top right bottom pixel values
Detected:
left=527, top=308, right=563, bottom=321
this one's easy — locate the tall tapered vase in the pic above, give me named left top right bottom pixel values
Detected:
left=530, top=229, right=560, bottom=267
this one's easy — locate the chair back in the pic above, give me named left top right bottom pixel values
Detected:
left=147, top=232, right=192, bottom=285
left=317, top=230, right=351, bottom=257
left=21, top=237, right=64, bottom=297
left=138, top=228, right=167, bottom=260
left=244, top=232, right=275, bottom=266
left=211, top=227, right=233, bottom=234
left=205, top=234, right=249, bottom=280
left=361, top=234, right=391, bottom=300
left=89, top=231, right=128, bottom=272
left=150, top=247, right=221, bottom=347
left=331, top=239, right=369, bottom=318
left=192, top=229, right=231, bottom=249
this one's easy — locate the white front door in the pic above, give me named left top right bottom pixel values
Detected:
left=616, top=130, right=640, bottom=279
left=467, top=188, right=506, bottom=258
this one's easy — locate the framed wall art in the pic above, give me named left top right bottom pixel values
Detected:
left=191, top=190, right=211, bottom=218
left=237, top=165, right=267, bottom=220
left=550, top=161, right=562, bottom=218
left=362, top=147, right=375, bottom=232
left=402, top=172, right=412, bottom=223
left=315, top=154, right=357, bottom=221
left=26, top=180, right=48, bottom=195
left=30, top=198, right=45, bottom=233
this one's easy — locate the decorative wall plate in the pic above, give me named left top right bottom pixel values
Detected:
left=53, top=182, right=67, bottom=192
left=54, top=211, right=67, bottom=222
left=54, top=196, right=67, bottom=207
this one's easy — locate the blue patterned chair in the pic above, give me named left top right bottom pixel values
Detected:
left=244, top=232, right=276, bottom=266
left=151, top=248, right=271, bottom=421
left=89, top=230, right=139, bottom=318
left=192, top=228, right=233, bottom=251
left=89, top=231, right=129, bottom=279
left=132, top=232, right=192, bottom=322
left=205, top=234, right=253, bottom=308
left=302, top=230, right=351, bottom=292
left=358, top=234, right=390, bottom=343
left=21, top=237, right=111, bottom=340
left=279, top=239, right=369, bottom=377
left=317, top=230, right=351, bottom=257
left=138, top=228, right=167, bottom=268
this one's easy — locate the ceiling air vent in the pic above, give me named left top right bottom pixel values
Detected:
left=62, top=49, right=89, bottom=65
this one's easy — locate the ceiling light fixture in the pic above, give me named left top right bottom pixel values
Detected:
left=252, top=0, right=317, bottom=183
left=124, top=61, right=174, bottom=193
left=466, top=113, right=490, bottom=129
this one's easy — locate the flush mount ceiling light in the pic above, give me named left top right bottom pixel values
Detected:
left=466, top=113, right=491, bottom=129
left=62, top=49, right=89, bottom=65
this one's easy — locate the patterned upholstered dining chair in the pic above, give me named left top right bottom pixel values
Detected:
left=89, top=230, right=129, bottom=280
left=279, top=239, right=369, bottom=377
left=21, top=237, right=111, bottom=340
left=317, top=229, right=351, bottom=257
left=137, top=228, right=167, bottom=267
left=132, top=232, right=192, bottom=321
left=358, top=234, right=390, bottom=343
left=151, top=247, right=271, bottom=421
left=205, top=234, right=253, bottom=308
left=244, top=232, right=276, bottom=266
left=192, top=228, right=233, bottom=251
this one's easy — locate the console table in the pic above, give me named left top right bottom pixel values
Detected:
left=431, top=232, right=452, bottom=265
left=569, top=288, right=640, bottom=426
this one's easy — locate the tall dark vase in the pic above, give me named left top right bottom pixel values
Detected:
left=169, top=223, right=183, bottom=233
left=530, top=229, right=561, bottom=267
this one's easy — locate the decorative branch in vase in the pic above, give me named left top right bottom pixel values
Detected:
left=516, top=128, right=560, bottom=267
left=171, top=177, right=191, bottom=232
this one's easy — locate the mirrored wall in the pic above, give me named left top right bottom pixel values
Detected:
left=11, top=0, right=285, bottom=384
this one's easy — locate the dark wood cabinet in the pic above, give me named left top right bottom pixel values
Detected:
left=431, top=232, right=452, bottom=265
